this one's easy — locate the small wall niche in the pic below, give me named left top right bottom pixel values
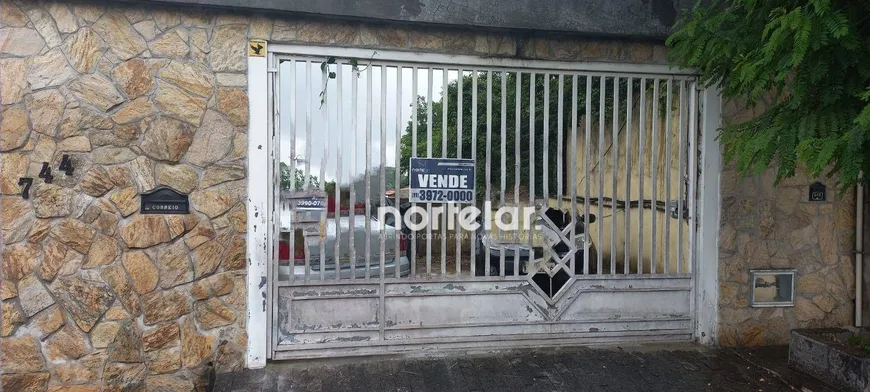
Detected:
left=751, top=270, right=796, bottom=307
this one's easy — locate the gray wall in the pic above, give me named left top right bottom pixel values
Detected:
left=139, top=0, right=695, bottom=39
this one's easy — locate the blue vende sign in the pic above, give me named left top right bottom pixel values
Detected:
left=409, top=158, right=476, bottom=203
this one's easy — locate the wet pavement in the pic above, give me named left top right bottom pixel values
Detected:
left=215, top=344, right=835, bottom=392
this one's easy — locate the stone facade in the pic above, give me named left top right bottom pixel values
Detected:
left=1, top=1, right=249, bottom=390
left=0, top=0, right=860, bottom=390
left=717, top=98, right=858, bottom=346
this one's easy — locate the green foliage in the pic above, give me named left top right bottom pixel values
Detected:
left=279, top=162, right=321, bottom=190
left=667, top=0, right=870, bottom=188
left=280, top=162, right=396, bottom=208
left=846, top=335, right=870, bottom=353
left=399, top=72, right=647, bottom=200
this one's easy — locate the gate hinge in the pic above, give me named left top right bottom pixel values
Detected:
left=268, top=68, right=278, bottom=73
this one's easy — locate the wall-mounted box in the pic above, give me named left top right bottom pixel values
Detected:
left=751, top=270, right=796, bottom=307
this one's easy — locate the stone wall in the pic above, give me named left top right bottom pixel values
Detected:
left=0, top=1, right=249, bottom=390
left=717, top=98, right=858, bottom=346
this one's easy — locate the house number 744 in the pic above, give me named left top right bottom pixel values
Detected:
left=19, top=155, right=74, bottom=200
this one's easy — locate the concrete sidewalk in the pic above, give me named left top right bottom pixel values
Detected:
left=215, top=344, right=834, bottom=392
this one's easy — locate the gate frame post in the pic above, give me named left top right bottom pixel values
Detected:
left=695, top=85, right=722, bottom=345
left=246, top=42, right=270, bottom=368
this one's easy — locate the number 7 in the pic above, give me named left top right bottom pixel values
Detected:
left=18, top=178, right=33, bottom=199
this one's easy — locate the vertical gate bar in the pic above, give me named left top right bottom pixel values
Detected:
left=557, top=75, right=564, bottom=213
left=410, top=67, right=418, bottom=278
left=267, top=54, right=278, bottom=354
left=365, top=65, right=373, bottom=280
left=624, top=78, right=632, bottom=274
left=570, top=75, right=578, bottom=275
left=379, top=66, right=388, bottom=338
left=514, top=72, right=521, bottom=276
left=677, top=80, right=686, bottom=275
left=637, top=78, right=645, bottom=274
left=319, top=62, right=329, bottom=281
left=442, top=69, right=449, bottom=275
left=543, top=74, right=550, bottom=238
left=274, top=56, right=282, bottom=351
left=597, top=76, right=604, bottom=275
left=288, top=60, right=296, bottom=284
left=379, top=281, right=386, bottom=341
left=664, top=79, right=673, bottom=276
left=304, top=61, right=312, bottom=281
left=611, top=76, right=619, bottom=275
left=485, top=70, right=492, bottom=277
left=543, top=75, right=549, bottom=214
left=426, top=67, right=433, bottom=275
left=470, top=71, right=478, bottom=277
left=267, top=57, right=273, bottom=353
left=334, top=63, right=343, bottom=280
left=584, top=75, right=591, bottom=275
left=650, top=79, right=659, bottom=275
left=396, top=66, right=403, bottom=278
left=556, top=73, right=564, bottom=278
left=500, top=72, right=507, bottom=277
left=456, top=70, right=463, bottom=275
left=687, top=81, right=698, bottom=275
left=528, top=73, right=536, bottom=264
left=350, top=65, right=359, bottom=281
left=381, top=66, right=388, bottom=281
left=304, top=62, right=312, bottom=191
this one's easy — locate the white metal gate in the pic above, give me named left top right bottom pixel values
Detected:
left=267, top=45, right=703, bottom=359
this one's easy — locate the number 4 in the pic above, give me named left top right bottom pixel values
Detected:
left=38, top=162, right=53, bottom=183
left=58, top=154, right=74, bottom=175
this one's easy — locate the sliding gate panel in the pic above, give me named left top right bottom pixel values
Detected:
left=269, top=46, right=701, bottom=358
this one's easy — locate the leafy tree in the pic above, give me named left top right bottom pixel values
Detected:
left=279, top=162, right=321, bottom=190
left=399, top=72, right=631, bottom=201
left=346, top=166, right=398, bottom=199
left=667, top=0, right=870, bottom=188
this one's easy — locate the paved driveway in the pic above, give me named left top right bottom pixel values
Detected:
left=216, top=344, right=834, bottom=392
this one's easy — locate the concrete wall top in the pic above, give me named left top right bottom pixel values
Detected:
left=137, top=0, right=694, bottom=39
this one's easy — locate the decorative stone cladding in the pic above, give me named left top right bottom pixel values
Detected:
left=0, top=0, right=857, bottom=390
left=717, top=97, right=857, bottom=346
left=1, top=1, right=250, bottom=390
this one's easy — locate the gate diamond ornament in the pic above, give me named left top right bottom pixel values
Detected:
left=526, top=201, right=584, bottom=303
